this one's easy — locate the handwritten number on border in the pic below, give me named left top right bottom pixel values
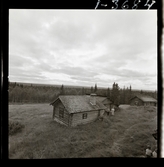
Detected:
left=95, top=0, right=156, bottom=9
left=132, top=0, right=141, bottom=9
left=111, top=0, right=119, bottom=9
left=144, top=0, right=156, bottom=10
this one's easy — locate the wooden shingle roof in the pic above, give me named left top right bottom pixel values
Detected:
left=95, top=96, right=113, bottom=104
left=95, top=96, right=106, bottom=103
left=130, top=95, right=157, bottom=103
left=50, top=95, right=107, bottom=114
left=101, top=98, right=113, bottom=104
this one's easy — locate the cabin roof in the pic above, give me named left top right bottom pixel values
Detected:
left=130, top=95, right=157, bottom=103
left=101, top=98, right=113, bottom=104
left=50, top=95, right=107, bottom=113
left=95, top=96, right=107, bottom=102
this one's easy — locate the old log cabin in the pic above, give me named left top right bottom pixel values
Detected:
left=50, top=94, right=107, bottom=126
left=129, top=95, right=157, bottom=106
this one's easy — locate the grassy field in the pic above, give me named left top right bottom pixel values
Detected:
left=9, top=104, right=157, bottom=158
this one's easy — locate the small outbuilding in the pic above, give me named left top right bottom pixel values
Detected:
left=50, top=94, right=107, bottom=126
left=95, top=96, right=114, bottom=111
left=129, top=95, right=157, bottom=106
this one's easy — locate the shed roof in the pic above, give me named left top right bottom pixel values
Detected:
left=50, top=95, right=107, bottom=114
left=95, top=96, right=113, bottom=104
left=102, top=98, right=113, bottom=104
left=95, top=96, right=107, bottom=102
left=130, top=95, right=157, bottom=103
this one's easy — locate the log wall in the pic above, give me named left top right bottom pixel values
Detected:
left=130, top=97, right=144, bottom=106
left=71, top=110, right=99, bottom=126
left=52, top=100, right=70, bottom=126
left=52, top=100, right=106, bottom=126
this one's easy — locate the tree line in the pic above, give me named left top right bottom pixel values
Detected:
left=8, top=82, right=157, bottom=105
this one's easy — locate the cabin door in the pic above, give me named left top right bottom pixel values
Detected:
left=52, top=107, right=55, bottom=119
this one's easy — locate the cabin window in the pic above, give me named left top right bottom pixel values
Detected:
left=135, top=101, right=138, bottom=105
left=59, top=107, right=64, bottom=118
left=82, top=113, right=87, bottom=119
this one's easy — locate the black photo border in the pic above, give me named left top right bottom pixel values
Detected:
left=1, top=0, right=163, bottom=160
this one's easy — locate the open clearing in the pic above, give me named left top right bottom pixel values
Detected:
left=9, top=104, right=157, bottom=158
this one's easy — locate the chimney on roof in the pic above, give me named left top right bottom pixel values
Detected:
left=90, top=93, right=97, bottom=105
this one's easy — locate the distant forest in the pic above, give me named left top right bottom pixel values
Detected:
left=8, top=82, right=157, bottom=105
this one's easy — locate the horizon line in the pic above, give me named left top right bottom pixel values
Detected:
left=9, top=81, right=157, bottom=92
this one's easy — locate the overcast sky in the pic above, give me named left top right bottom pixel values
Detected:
left=9, top=10, right=157, bottom=90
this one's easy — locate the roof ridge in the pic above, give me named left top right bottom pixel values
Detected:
left=56, top=95, right=107, bottom=114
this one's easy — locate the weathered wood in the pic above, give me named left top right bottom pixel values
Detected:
left=71, top=110, right=99, bottom=126
left=53, top=100, right=69, bottom=126
left=130, top=97, right=144, bottom=106
left=130, top=96, right=157, bottom=106
left=54, top=111, right=69, bottom=126
left=104, top=104, right=112, bottom=111
left=54, top=117, right=68, bottom=126
left=54, top=101, right=64, bottom=116
left=52, top=107, right=55, bottom=119
left=144, top=102, right=156, bottom=106
left=68, top=114, right=73, bottom=126
left=52, top=96, right=107, bottom=126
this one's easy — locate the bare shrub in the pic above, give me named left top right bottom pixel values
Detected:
left=9, top=120, right=25, bottom=135
left=144, top=106, right=157, bottom=112
left=102, top=117, right=111, bottom=128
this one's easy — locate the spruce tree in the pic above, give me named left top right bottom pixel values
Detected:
left=129, top=85, right=132, bottom=99
left=111, top=82, right=120, bottom=106
left=91, top=86, right=94, bottom=93
left=82, top=87, right=85, bottom=95
left=107, top=87, right=110, bottom=98
left=94, top=83, right=97, bottom=93
left=60, top=84, right=65, bottom=95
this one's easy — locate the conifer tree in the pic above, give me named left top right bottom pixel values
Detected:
left=91, top=86, right=94, bottom=93
left=111, top=82, right=120, bottom=106
left=129, top=85, right=132, bottom=99
left=94, top=83, right=97, bottom=93
left=60, top=84, right=65, bottom=95
left=82, top=87, right=85, bottom=95
left=106, top=87, right=110, bottom=98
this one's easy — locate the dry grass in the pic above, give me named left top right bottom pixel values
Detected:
left=9, top=120, right=25, bottom=135
left=9, top=104, right=157, bottom=158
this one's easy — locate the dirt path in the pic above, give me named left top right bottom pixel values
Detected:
left=111, top=105, right=157, bottom=157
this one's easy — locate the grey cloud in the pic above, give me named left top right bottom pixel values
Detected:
left=9, top=54, right=25, bottom=67
left=9, top=54, right=35, bottom=68
left=70, top=75, right=103, bottom=86
left=71, top=76, right=94, bottom=82
left=108, top=68, right=154, bottom=80
left=117, top=69, right=148, bottom=78
left=9, top=66, right=44, bottom=84
left=10, top=65, right=43, bottom=78
left=30, top=60, right=99, bottom=79
left=46, top=20, right=94, bottom=51
left=48, top=65, right=98, bottom=79
left=9, top=10, right=157, bottom=90
left=10, top=75, right=46, bottom=84
left=92, top=54, right=129, bottom=68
